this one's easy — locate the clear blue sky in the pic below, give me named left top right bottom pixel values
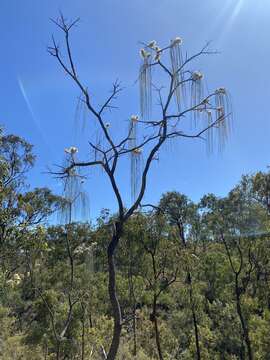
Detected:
left=1, top=0, right=269, bottom=219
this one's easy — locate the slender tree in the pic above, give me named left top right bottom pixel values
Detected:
left=159, top=192, right=202, bottom=360
left=49, top=14, right=232, bottom=359
left=200, top=194, right=255, bottom=360
left=141, top=212, right=178, bottom=360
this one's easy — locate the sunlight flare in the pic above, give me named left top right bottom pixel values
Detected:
left=231, top=0, right=245, bottom=21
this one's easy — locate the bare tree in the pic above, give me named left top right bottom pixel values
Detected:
left=48, top=13, right=232, bottom=359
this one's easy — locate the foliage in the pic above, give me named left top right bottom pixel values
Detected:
left=0, top=3, right=250, bottom=355
left=1, top=132, right=270, bottom=359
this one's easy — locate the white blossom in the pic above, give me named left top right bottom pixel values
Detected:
left=13, top=273, right=21, bottom=281
left=70, top=147, right=78, bottom=154
left=133, top=148, right=142, bottom=155
left=171, top=37, right=183, bottom=46
left=140, top=48, right=151, bottom=59
left=148, top=40, right=157, bottom=49
left=154, top=53, right=161, bottom=61
left=131, top=115, right=139, bottom=122
left=65, top=146, right=78, bottom=155
left=216, top=87, right=226, bottom=95
left=192, top=71, right=204, bottom=81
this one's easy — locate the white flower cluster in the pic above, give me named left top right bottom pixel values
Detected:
left=74, top=242, right=97, bottom=255
left=140, top=48, right=151, bottom=59
left=131, top=115, right=139, bottom=122
left=192, top=71, right=204, bottom=81
left=216, top=87, right=226, bottom=95
left=148, top=40, right=157, bottom=49
left=171, top=36, right=183, bottom=46
left=6, top=273, right=22, bottom=287
left=64, top=146, right=78, bottom=155
left=133, top=148, right=142, bottom=155
left=140, top=39, right=166, bottom=62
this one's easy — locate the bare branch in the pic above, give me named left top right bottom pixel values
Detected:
left=177, top=41, right=218, bottom=75
left=99, top=80, right=123, bottom=115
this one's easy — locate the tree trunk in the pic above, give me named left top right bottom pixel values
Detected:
left=187, top=274, right=201, bottom=360
left=152, top=295, right=163, bottom=360
left=44, top=341, right=48, bottom=360
left=191, top=305, right=201, bottom=360
left=89, top=312, right=93, bottom=328
left=177, top=223, right=201, bottom=360
left=56, top=342, right=60, bottom=360
left=235, top=277, right=253, bottom=360
left=128, top=244, right=137, bottom=357
left=81, top=315, right=85, bottom=360
left=132, top=303, right=137, bottom=356
left=106, top=226, right=123, bottom=360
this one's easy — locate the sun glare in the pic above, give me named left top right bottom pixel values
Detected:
left=231, top=0, right=245, bottom=21
left=213, top=0, right=246, bottom=45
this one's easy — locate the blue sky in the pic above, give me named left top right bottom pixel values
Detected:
left=1, top=0, right=270, bottom=219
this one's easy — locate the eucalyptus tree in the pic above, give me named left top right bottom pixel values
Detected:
left=232, top=171, right=270, bottom=225
left=49, top=14, right=232, bottom=359
left=200, top=193, right=255, bottom=360
left=26, top=223, right=98, bottom=360
left=0, top=132, right=62, bottom=276
left=31, top=171, right=90, bottom=359
left=117, top=214, right=146, bottom=357
left=140, top=211, right=178, bottom=360
left=159, top=192, right=202, bottom=359
left=0, top=131, right=65, bottom=359
left=0, top=133, right=35, bottom=246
